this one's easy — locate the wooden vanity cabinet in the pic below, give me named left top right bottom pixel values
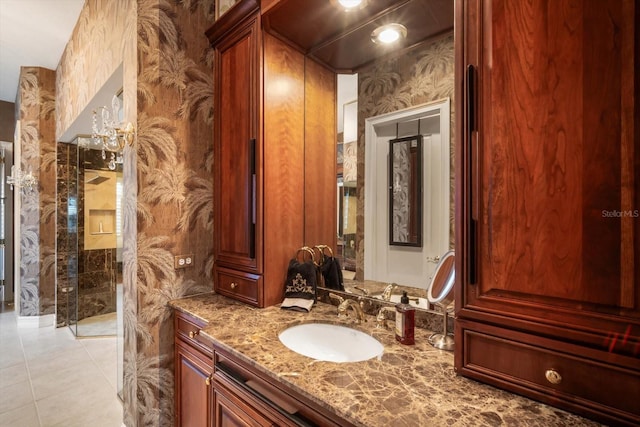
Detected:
left=211, top=345, right=354, bottom=427
left=455, top=1, right=640, bottom=426
left=207, top=0, right=336, bottom=308
left=173, top=321, right=353, bottom=427
left=175, top=312, right=214, bottom=427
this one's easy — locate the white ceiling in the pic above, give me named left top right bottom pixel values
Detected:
left=0, top=0, right=84, bottom=103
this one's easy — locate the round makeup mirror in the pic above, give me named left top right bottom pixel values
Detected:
left=426, top=250, right=455, bottom=351
left=427, top=250, right=455, bottom=307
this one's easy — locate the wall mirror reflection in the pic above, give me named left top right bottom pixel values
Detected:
left=389, top=134, right=423, bottom=247
left=331, top=72, right=453, bottom=311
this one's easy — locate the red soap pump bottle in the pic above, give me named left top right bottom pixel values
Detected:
left=395, top=291, right=415, bottom=345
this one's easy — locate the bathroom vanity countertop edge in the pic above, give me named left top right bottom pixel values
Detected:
left=169, top=293, right=601, bottom=427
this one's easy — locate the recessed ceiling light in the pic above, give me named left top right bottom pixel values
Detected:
left=371, top=23, right=407, bottom=44
left=332, top=0, right=366, bottom=11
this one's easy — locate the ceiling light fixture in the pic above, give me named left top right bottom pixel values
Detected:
left=371, top=23, right=407, bottom=44
left=332, top=0, right=366, bottom=11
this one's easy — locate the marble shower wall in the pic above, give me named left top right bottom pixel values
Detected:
left=77, top=148, right=119, bottom=321
left=56, top=142, right=78, bottom=326
left=57, top=143, right=119, bottom=326
left=355, top=33, right=455, bottom=280
left=17, top=67, right=57, bottom=317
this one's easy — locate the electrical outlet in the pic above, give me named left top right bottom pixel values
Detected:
left=174, top=254, right=195, bottom=269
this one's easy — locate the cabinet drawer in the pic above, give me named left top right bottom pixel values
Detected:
left=460, top=324, right=640, bottom=425
left=215, top=267, right=260, bottom=306
left=175, top=312, right=213, bottom=358
left=213, top=348, right=351, bottom=427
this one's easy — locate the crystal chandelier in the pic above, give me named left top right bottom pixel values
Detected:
left=6, top=165, right=37, bottom=192
left=92, top=95, right=135, bottom=170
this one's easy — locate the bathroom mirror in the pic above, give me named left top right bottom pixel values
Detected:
left=427, top=250, right=455, bottom=350
left=389, top=134, right=423, bottom=247
left=326, top=71, right=453, bottom=310
left=427, top=250, right=455, bottom=308
left=313, top=11, right=454, bottom=310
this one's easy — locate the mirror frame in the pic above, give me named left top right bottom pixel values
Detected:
left=427, top=250, right=455, bottom=307
left=388, top=134, right=423, bottom=247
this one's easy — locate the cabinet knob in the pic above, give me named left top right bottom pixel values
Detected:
left=189, top=330, right=199, bottom=339
left=230, top=282, right=238, bottom=289
left=545, top=369, right=562, bottom=385
left=205, top=375, right=212, bottom=386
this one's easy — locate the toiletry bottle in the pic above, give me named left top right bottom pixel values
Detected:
left=395, top=291, right=415, bottom=345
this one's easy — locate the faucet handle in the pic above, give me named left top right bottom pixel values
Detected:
left=328, top=293, right=345, bottom=305
left=376, top=306, right=396, bottom=329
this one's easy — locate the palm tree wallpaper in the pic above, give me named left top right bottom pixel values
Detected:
left=17, top=67, right=57, bottom=317
left=355, top=33, right=455, bottom=280
left=133, top=2, right=214, bottom=421
left=55, top=0, right=215, bottom=425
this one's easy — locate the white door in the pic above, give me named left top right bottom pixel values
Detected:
left=364, top=100, right=450, bottom=288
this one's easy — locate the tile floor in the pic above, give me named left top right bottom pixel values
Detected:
left=0, top=305, right=123, bottom=427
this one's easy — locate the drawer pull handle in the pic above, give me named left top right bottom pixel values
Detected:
left=189, top=330, right=199, bottom=339
left=215, top=362, right=306, bottom=425
left=230, top=282, right=238, bottom=289
left=205, top=375, right=212, bottom=386
left=545, top=369, right=562, bottom=385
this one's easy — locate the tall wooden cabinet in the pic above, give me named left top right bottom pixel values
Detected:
left=207, top=0, right=336, bottom=307
left=455, top=1, right=640, bottom=425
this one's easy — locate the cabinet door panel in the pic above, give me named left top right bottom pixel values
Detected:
left=461, top=0, right=640, bottom=333
left=215, top=16, right=260, bottom=272
left=176, top=341, right=212, bottom=427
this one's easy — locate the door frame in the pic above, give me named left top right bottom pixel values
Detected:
left=363, top=98, right=451, bottom=286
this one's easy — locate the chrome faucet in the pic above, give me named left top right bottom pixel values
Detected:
left=381, top=283, right=398, bottom=301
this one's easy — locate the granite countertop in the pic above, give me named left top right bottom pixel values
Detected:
left=170, top=293, right=601, bottom=427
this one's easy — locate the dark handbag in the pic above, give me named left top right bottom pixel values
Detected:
left=315, top=245, right=345, bottom=291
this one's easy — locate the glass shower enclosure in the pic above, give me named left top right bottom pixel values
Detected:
left=63, top=138, right=122, bottom=337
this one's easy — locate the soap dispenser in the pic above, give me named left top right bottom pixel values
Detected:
left=395, top=291, right=415, bottom=345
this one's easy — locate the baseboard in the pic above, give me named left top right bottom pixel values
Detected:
left=16, top=313, right=56, bottom=328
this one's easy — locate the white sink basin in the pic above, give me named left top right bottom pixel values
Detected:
left=278, top=323, right=383, bottom=363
